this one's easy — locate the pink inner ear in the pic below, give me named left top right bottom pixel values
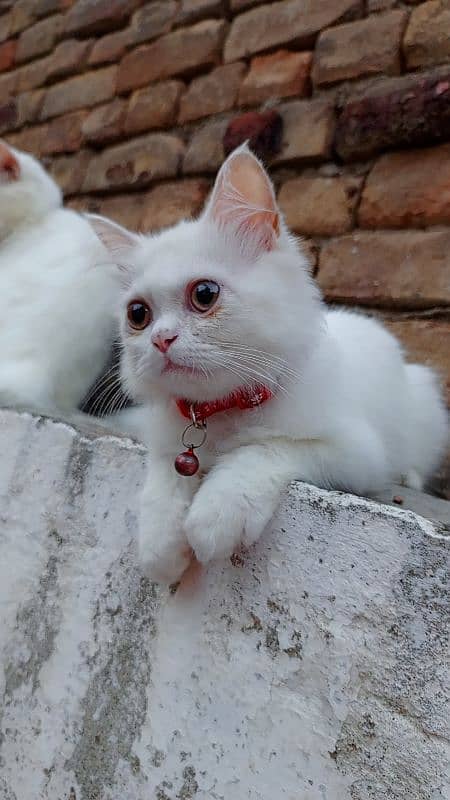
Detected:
left=0, top=141, right=19, bottom=181
left=210, top=149, right=279, bottom=254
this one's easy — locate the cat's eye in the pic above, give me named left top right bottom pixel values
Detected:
left=189, top=280, right=220, bottom=313
left=127, top=299, right=152, bottom=330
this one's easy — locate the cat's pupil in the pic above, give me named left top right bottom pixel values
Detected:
left=131, top=303, right=146, bottom=324
left=195, top=282, right=219, bottom=308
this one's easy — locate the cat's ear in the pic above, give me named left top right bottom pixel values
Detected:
left=204, top=143, right=280, bottom=257
left=0, top=141, right=20, bottom=182
left=86, top=213, right=140, bottom=284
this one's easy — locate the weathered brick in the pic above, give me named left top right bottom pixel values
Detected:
left=0, top=68, right=16, bottom=98
left=335, top=68, right=450, bottom=161
left=40, top=66, right=117, bottom=121
left=6, top=110, right=87, bottom=156
left=368, top=0, right=397, bottom=9
left=9, top=0, right=36, bottom=35
left=273, top=99, right=335, bottom=165
left=130, top=1, right=178, bottom=46
left=46, top=38, right=93, bottom=82
left=82, top=98, right=126, bottom=145
left=16, top=89, right=45, bottom=127
left=312, top=10, right=407, bottom=87
left=318, top=230, right=450, bottom=309
left=230, top=0, right=265, bottom=9
left=16, top=14, right=63, bottom=63
left=224, top=110, right=283, bottom=160
left=35, top=0, right=74, bottom=17
left=0, top=11, right=11, bottom=43
left=65, top=0, right=140, bottom=37
left=68, top=193, right=145, bottom=231
left=224, top=0, right=363, bottom=62
left=141, top=178, right=211, bottom=232
left=176, top=0, right=225, bottom=26
left=183, top=116, right=230, bottom=174
left=88, top=29, right=130, bottom=66
left=359, top=144, right=450, bottom=229
left=125, top=81, right=184, bottom=135
left=48, top=150, right=92, bottom=195
left=16, top=55, right=51, bottom=92
left=118, top=19, right=227, bottom=92
left=403, top=0, right=450, bottom=70
left=279, top=175, right=362, bottom=236
left=239, top=50, right=312, bottom=106
left=384, top=318, right=450, bottom=404
left=179, top=63, right=245, bottom=124
left=82, top=133, right=185, bottom=192
left=0, top=38, right=15, bottom=71
left=0, top=98, right=17, bottom=134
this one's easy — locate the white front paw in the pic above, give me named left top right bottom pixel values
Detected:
left=139, top=515, right=192, bottom=585
left=185, top=486, right=276, bottom=565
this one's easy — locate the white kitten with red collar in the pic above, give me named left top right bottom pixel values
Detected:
left=0, top=141, right=120, bottom=412
left=92, top=144, right=448, bottom=584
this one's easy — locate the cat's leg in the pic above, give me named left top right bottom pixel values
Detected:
left=185, top=427, right=388, bottom=564
left=139, top=458, right=199, bottom=584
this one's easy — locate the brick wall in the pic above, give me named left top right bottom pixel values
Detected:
left=0, top=0, right=449, bottom=492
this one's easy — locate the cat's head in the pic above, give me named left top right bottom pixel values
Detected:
left=90, top=145, right=322, bottom=404
left=0, top=140, right=61, bottom=240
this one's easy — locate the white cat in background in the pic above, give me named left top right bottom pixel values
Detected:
left=92, top=144, right=448, bottom=584
left=0, top=141, right=120, bottom=413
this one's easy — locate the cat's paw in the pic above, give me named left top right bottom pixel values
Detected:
left=184, top=485, right=274, bottom=564
left=139, top=524, right=192, bottom=585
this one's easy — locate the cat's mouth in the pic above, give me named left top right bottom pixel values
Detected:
left=162, top=357, right=202, bottom=376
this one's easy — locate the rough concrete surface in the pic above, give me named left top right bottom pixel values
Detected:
left=0, top=408, right=449, bottom=800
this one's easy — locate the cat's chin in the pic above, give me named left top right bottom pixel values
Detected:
left=154, top=371, right=242, bottom=403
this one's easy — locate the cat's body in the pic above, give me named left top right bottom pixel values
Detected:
left=0, top=142, right=120, bottom=412
left=90, top=145, right=448, bottom=583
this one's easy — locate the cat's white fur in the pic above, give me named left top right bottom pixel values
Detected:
left=0, top=142, right=120, bottom=412
left=92, top=145, right=448, bottom=583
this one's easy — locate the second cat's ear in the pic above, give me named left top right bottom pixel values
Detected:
left=204, top=143, right=280, bottom=258
left=0, top=140, right=20, bottom=182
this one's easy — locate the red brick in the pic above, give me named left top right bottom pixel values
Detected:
left=403, top=0, right=450, bottom=70
left=359, top=144, right=450, bottom=229
left=278, top=175, right=362, bottom=236
left=141, top=178, right=211, bottom=232
left=40, top=66, right=117, bottom=121
left=223, top=110, right=283, bottom=160
left=384, top=318, right=450, bottom=405
left=318, top=230, right=450, bottom=309
left=16, top=55, right=51, bottom=92
left=335, top=67, right=450, bottom=161
left=82, top=98, right=126, bottom=145
left=0, top=38, right=15, bottom=71
left=82, top=133, right=185, bottom=192
left=312, top=10, right=407, bottom=87
left=46, top=38, right=93, bottom=82
left=224, top=0, right=363, bottom=62
left=42, top=110, right=88, bottom=155
left=178, top=63, right=245, bottom=124
left=5, top=126, right=43, bottom=155
left=118, top=19, right=227, bottom=92
left=176, top=0, right=225, bottom=26
left=183, top=116, right=230, bottom=174
left=65, top=0, right=140, bottom=37
left=125, top=81, right=184, bottom=135
left=49, top=150, right=92, bottom=195
left=130, top=1, right=178, bottom=45
left=239, top=50, right=312, bottom=106
left=88, top=29, right=130, bottom=66
left=16, top=89, right=45, bottom=127
left=273, top=99, right=335, bottom=165
left=67, top=193, right=145, bottom=231
left=16, top=14, right=63, bottom=63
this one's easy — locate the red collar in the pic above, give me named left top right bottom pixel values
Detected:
left=175, top=385, right=272, bottom=423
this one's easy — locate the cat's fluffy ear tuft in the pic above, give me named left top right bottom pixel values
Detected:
left=0, top=140, right=20, bottom=183
left=204, top=143, right=280, bottom=258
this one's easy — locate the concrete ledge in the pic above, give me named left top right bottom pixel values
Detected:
left=0, top=408, right=449, bottom=800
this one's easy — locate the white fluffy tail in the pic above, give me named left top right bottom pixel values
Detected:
left=404, top=363, right=448, bottom=489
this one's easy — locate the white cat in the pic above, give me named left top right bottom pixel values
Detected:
left=0, top=141, right=120, bottom=413
left=92, top=144, right=449, bottom=584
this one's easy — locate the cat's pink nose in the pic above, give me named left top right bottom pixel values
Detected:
left=152, top=333, right=178, bottom=353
